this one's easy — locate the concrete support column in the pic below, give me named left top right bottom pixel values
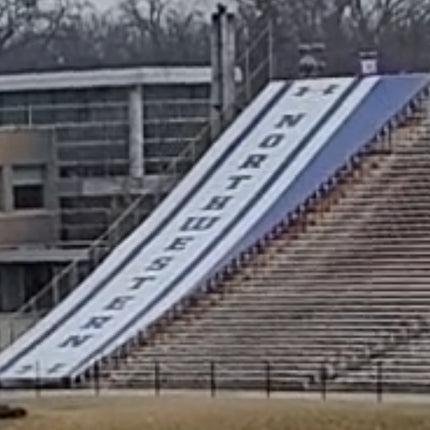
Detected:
left=210, top=16, right=222, bottom=139
left=2, top=165, right=13, bottom=212
left=45, top=131, right=58, bottom=211
left=48, top=130, right=60, bottom=244
left=128, top=85, right=144, bottom=179
left=222, top=12, right=236, bottom=124
left=210, top=5, right=236, bottom=139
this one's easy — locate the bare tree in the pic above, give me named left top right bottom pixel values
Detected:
left=1, top=0, right=430, bottom=74
left=0, top=0, right=70, bottom=52
left=0, top=0, right=84, bottom=71
left=236, top=0, right=430, bottom=76
left=118, top=0, right=168, bottom=60
left=164, top=7, right=209, bottom=63
left=117, top=0, right=209, bottom=64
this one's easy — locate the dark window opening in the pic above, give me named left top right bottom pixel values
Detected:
left=13, top=184, right=44, bottom=210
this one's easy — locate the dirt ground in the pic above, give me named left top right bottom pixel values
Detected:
left=2, top=394, right=430, bottom=430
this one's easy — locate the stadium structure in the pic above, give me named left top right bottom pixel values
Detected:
left=0, top=67, right=214, bottom=311
left=0, top=7, right=430, bottom=394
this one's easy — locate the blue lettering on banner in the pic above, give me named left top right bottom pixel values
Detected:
left=240, top=154, right=268, bottom=169
left=104, top=296, right=135, bottom=311
left=47, top=363, right=66, bottom=374
left=275, top=114, right=305, bottom=129
left=181, top=217, right=219, bottom=232
left=323, top=84, right=339, bottom=95
left=258, top=133, right=285, bottom=148
left=294, top=84, right=340, bottom=98
left=81, top=316, right=112, bottom=330
left=226, top=175, right=251, bottom=190
left=129, top=276, right=155, bottom=290
left=16, top=364, right=33, bottom=374
left=166, top=237, right=194, bottom=252
left=146, top=257, right=174, bottom=271
left=59, top=335, right=93, bottom=349
left=203, top=196, right=233, bottom=211
left=294, top=86, right=309, bottom=97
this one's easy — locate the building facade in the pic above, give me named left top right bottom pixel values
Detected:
left=0, top=66, right=213, bottom=311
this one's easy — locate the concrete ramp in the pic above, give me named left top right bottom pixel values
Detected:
left=0, top=75, right=394, bottom=381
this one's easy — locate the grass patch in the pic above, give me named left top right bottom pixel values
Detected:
left=2, top=395, right=430, bottom=430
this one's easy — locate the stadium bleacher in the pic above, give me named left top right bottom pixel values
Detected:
left=0, top=74, right=429, bottom=392
left=103, top=95, right=430, bottom=392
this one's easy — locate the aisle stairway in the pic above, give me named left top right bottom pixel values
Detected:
left=103, top=101, right=430, bottom=392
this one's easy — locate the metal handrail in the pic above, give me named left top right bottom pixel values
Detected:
left=0, top=98, right=208, bottom=113
left=0, top=100, right=209, bottom=131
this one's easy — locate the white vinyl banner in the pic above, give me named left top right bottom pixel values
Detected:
left=0, top=76, right=380, bottom=380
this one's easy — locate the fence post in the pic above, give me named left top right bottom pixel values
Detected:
left=52, top=275, right=60, bottom=307
left=154, top=361, right=160, bottom=397
left=93, top=361, right=100, bottom=397
left=265, top=361, right=271, bottom=399
left=69, top=263, right=80, bottom=293
left=210, top=361, right=216, bottom=398
left=8, top=318, right=16, bottom=347
left=376, top=361, right=383, bottom=403
left=388, top=127, right=392, bottom=153
left=30, top=298, right=38, bottom=327
left=320, top=362, right=327, bottom=402
left=133, top=202, right=141, bottom=228
left=28, top=105, right=33, bottom=126
left=35, top=361, right=41, bottom=398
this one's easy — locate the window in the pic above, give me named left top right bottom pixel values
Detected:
left=13, top=184, right=44, bottom=209
left=12, top=165, right=45, bottom=210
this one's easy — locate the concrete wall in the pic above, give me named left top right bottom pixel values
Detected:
left=210, top=6, right=236, bottom=138
left=0, top=129, right=58, bottom=247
